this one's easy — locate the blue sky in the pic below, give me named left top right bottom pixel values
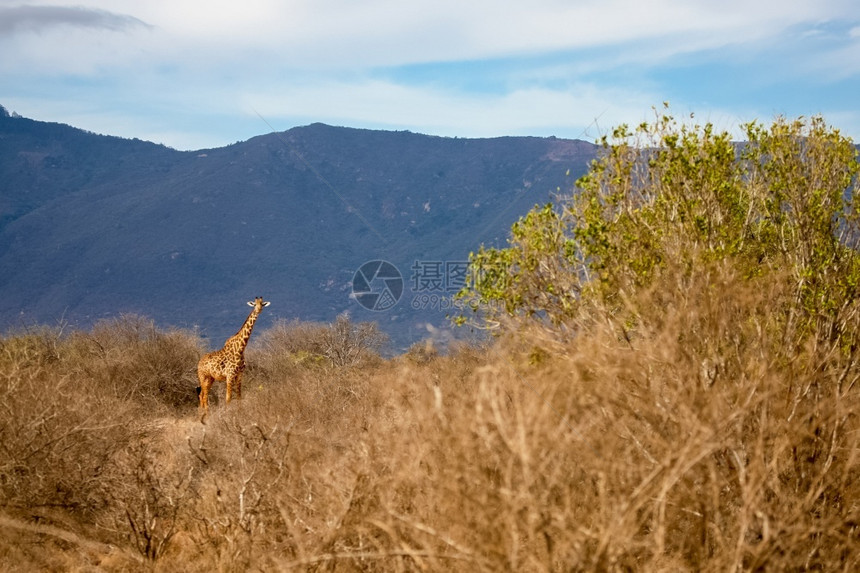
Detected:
left=2, top=0, right=859, bottom=151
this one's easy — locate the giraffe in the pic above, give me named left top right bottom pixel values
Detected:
left=197, top=296, right=270, bottom=421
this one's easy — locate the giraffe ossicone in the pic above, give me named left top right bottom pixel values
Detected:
left=196, top=296, right=270, bottom=422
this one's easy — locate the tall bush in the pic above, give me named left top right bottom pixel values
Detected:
left=461, top=108, right=860, bottom=353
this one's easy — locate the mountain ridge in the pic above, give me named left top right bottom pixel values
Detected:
left=0, top=107, right=597, bottom=349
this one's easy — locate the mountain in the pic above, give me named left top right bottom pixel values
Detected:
left=0, top=105, right=597, bottom=350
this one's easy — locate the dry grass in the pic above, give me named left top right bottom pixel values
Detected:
left=1, top=273, right=858, bottom=571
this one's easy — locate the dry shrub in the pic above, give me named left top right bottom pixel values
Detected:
left=178, top=378, right=391, bottom=571
left=247, top=315, right=390, bottom=434
left=64, top=314, right=204, bottom=411
left=402, top=339, right=440, bottom=365
left=186, top=408, right=293, bottom=570
left=254, top=318, right=331, bottom=375
left=102, top=437, right=199, bottom=562
left=0, top=317, right=203, bottom=568
left=0, top=328, right=141, bottom=520
left=254, top=315, right=387, bottom=377
left=3, top=280, right=858, bottom=571
left=320, top=264, right=858, bottom=571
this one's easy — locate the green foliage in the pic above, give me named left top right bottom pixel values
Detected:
left=461, top=203, right=580, bottom=326
left=460, top=107, right=860, bottom=350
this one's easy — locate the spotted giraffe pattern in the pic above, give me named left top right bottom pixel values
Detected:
left=197, top=296, right=270, bottom=421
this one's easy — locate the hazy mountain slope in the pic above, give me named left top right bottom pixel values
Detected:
left=0, top=108, right=596, bottom=349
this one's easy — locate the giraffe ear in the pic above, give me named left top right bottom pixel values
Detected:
left=262, top=301, right=271, bottom=307
left=247, top=301, right=255, bottom=307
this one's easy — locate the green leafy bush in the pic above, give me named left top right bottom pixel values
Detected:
left=461, top=108, right=860, bottom=353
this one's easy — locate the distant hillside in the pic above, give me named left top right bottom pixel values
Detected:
left=0, top=105, right=597, bottom=349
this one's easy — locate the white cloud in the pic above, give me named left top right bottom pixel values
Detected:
left=3, top=0, right=860, bottom=148
left=244, top=78, right=657, bottom=140
left=5, top=0, right=855, bottom=73
left=0, top=4, right=149, bottom=34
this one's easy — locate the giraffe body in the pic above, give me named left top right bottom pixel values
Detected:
left=197, top=297, right=270, bottom=421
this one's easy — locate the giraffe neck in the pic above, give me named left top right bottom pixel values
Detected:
left=226, top=307, right=261, bottom=355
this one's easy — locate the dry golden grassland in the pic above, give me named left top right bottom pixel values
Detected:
left=1, top=269, right=858, bottom=571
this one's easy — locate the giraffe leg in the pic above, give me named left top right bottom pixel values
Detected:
left=198, top=373, right=213, bottom=423
left=234, top=371, right=243, bottom=400
left=225, top=373, right=234, bottom=405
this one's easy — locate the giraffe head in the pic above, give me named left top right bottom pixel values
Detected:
left=247, top=296, right=271, bottom=311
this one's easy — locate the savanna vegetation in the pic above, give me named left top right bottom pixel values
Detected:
left=1, top=109, right=859, bottom=571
